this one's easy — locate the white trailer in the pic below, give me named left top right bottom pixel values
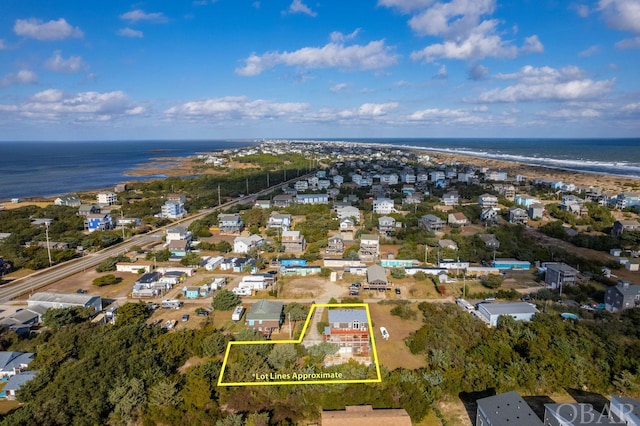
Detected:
left=239, top=276, right=268, bottom=290
left=161, top=299, right=183, bottom=309
left=232, top=287, right=252, bottom=296
left=231, top=305, right=246, bottom=322
left=205, top=256, right=224, bottom=271
left=211, top=277, right=226, bottom=290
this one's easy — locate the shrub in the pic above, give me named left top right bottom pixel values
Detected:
left=92, top=274, right=121, bottom=287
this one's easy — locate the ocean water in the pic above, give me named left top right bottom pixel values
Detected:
left=0, top=140, right=252, bottom=200
left=2, top=138, right=639, bottom=201
left=342, top=138, right=640, bottom=179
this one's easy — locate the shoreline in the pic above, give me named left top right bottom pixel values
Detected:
left=2, top=141, right=640, bottom=207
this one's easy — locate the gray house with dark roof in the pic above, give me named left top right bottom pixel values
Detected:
left=476, top=391, right=543, bottom=426
left=0, top=352, right=34, bottom=378
left=366, top=264, right=388, bottom=289
left=245, top=299, right=284, bottom=336
left=4, top=370, right=37, bottom=400
left=605, top=280, right=640, bottom=312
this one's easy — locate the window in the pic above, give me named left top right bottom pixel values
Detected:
left=353, top=321, right=360, bottom=329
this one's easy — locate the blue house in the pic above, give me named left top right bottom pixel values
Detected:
left=86, top=213, right=113, bottom=232
left=218, top=213, right=244, bottom=234
left=381, top=259, right=419, bottom=268
left=183, top=284, right=210, bottom=299
left=492, top=258, right=531, bottom=270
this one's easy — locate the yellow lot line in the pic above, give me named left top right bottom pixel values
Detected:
left=217, top=303, right=382, bottom=386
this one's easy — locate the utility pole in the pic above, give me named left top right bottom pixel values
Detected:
left=121, top=210, right=125, bottom=241
left=44, top=221, right=52, bottom=267
left=246, top=177, right=249, bottom=195
left=218, top=184, right=221, bottom=206
left=267, top=172, right=270, bottom=188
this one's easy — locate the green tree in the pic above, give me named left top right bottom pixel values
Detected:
left=96, top=254, right=130, bottom=272
left=146, top=248, right=171, bottom=262
left=42, top=306, right=93, bottom=329
left=211, top=290, right=241, bottom=311
left=390, top=268, right=406, bottom=279
left=267, top=344, right=297, bottom=369
left=115, top=302, right=150, bottom=326
left=481, top=274, right=504, bottom=289
left=92, top=274, right=121, bottom=287
left=216, top=241, right=232, bottom=253
left=108, top=377, right=147, bottom=426
left=284, top=302, right=310, bottom=331
left=180, top=252, right=202, bottom=267
left=201, top=332, right=228, bottom=357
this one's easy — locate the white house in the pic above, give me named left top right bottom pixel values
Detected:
left=233, top=234, right=264, bottom=254
left=267, top=213, right=292, bottom=231
left=294, top=180, right=309, bottom=191
left=97, top=192, right=117, bottom=206
left=476, top=302, right=538, bottom=327
left=373, top=198, right=395, bottom=215
left=336, top=205, right=360, bottom=222
left=166, top=226, right=192, bottom=243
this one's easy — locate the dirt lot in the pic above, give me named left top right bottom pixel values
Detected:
left=368, top=303, right=426, bottom=371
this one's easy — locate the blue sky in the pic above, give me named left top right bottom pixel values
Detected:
left=0, top=0, right=639, bottom=140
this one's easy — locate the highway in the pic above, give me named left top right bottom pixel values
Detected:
left=0, top=172, right=312, bottom=303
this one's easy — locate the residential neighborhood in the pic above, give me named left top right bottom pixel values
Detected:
left=2, top=140, right=640, bottom=425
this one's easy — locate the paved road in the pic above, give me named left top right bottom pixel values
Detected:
left=0, top=234, right=161, bottom=303
left=0, top=172, right=314, bottom=303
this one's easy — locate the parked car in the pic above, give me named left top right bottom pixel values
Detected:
left=181, top=314, right=189, bottom=322
left=380, top=327, right=389, bottom=340
left=395, top=288, right=401, bottom=295
left=349, top=290, right=359, bottom=296
left=196, top=309, right=209, bottom=316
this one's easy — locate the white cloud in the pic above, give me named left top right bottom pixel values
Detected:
left=329, top=29, right=361, bottom=43
left=358, top=102, right=399, bottom=116
left=432, top=65, right=448, bottom=79
left=13, top=18, right=83, bottom=41
left=616, top=36, right=640, bottom=49
left=522, top=35, right=544, bottom=53
left=475, top=65, right=615, bottom=103
left=303, top=102, right=399, bottom=123
left=538, top=108, right=601, bottom=119
left=118, top=28, right=144, bottom=38
left=236, top=39, right=398, bottom=76
left=45, top=51, right=86, bottom=73
left=579, top=44, right=601, bottom=56
left=598, top=0, right=640, bottom=33
left=286, top=0, right=317, bottom=17
left=393, top=80, right=413, bottom=87
left=120, top=9, right=168, bottom=23
left=330, top=83, right=348, bottom=93
left=571, top=3, right=591, bottom=17
left=165, top=96, right=310, bottom=121
left=0, top=70, right=38, bottom=88
left=0, top=39, right=6, bottom=50
left=1, top=89, right=145, bottom=122
left=411, top=20, right=519, bottom=62
left=408, top=107, right=486, bottom=124
left=407, top=0, right=495, bottom=37
left=382, top=0, right=542, bottom=62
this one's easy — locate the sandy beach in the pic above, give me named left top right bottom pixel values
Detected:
left=124, top=148, right=640, bottom=195
left=3, top=145, right=639, bottom=211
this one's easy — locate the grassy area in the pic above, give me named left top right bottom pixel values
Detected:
left=0, top=400, right=20, bottom=415
left=368, top=303, right=426, bottom=371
